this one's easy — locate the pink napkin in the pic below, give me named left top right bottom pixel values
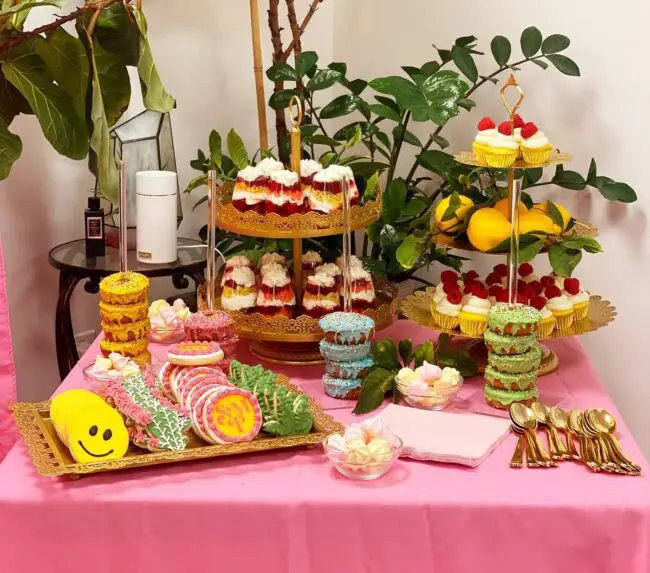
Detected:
left=381, top=404, right=512, bottom=467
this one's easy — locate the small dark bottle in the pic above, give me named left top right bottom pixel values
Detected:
left=85, top=196, right=105, bottom=257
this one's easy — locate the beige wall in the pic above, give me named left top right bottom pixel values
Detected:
left=1, top=1, right=648, bottom=456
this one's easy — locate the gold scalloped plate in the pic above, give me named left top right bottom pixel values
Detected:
left=213, top=181, right=382, bottom=239
left=11, top=376, right=344, bottom=479
left=198, top=276, right=399, bottom=342
left=454, top=150, right=572, bottom=169
left=400, top=288, right=616, bottom=340
left=434, top=220, right=599, bottom=253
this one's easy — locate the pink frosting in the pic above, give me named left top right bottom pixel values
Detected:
left=168, top=341, right=222, bottom=357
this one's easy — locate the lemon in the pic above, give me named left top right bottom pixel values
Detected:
left=519, top=211, right=556, bottom=236
left=467, top=208, right=510, bottom=252
left=531, top=201, right=570, bottom=234
left=434, top=195, right=474, bottom=233
left=494, top=197, right=528, bottom=219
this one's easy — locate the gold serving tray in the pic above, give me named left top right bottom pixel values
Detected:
left=198, top=276, right=399, bottom=342
left=454, top=150, right=572, bottom=169
left=434, top=220, right=599, bottom=253
left=214, top=181, right=382, bottom=239
left=400, top=288, right=616, bottom=340
left=11, top=376, right=344, bottom=479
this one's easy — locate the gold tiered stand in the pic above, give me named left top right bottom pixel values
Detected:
left=401, top=74, right=616, bottom=375
left=199, top=97, right=397, bottom=365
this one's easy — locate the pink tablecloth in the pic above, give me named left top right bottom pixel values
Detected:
left=0, top=320, right=649, bottom=573
left=0, top=234, right=16, bottom=460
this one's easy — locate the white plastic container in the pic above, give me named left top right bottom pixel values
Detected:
left=136, top=171, right=178, bottom=264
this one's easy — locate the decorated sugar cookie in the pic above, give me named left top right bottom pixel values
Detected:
left=50, top=389, right=129, bottom=464
left=168, top=341, right=224, bottom=366
left=199, top=386, right=262, bottom=444
left=176, top=368, right=230, bottom=409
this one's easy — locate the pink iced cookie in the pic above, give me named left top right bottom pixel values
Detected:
left=176, top=368, right=229, bottom=409
left=200, top=386, right=262, bottom=445
left=167, top=341, right=224, bottom=366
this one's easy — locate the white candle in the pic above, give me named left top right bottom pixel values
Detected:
left=136, top=171, right=178, bottom=264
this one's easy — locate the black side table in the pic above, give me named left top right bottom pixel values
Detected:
left=48, top=238, right=207, bottom=381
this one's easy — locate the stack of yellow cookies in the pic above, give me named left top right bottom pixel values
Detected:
left=99, top=272, right=151, bottom=366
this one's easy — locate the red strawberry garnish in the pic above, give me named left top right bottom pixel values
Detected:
left=443, top=281, right=458, bottom=295
left=521, top=122, right=539, bottom=139
left=516, top=293, right=529, bottom=305
left=494, top=264, right=508, bottom=277
left=530, top=295, right=547, bottom=311
left=564, top=278, right=580, bottom=295
left=463, top=282, right=476, bottom=295
left=474, top=286, right=489, bottom=299
left=496, top=290, right=510, bottom=303
left=489, top=284, right=503, bottom=297
left=486, top=272, right=502, bottom=286
left=545, top=285, right=562, bottom=299
left=517, top=279, right=528, bottom=293
left=447, top=290, right=462, bottom=305
left=528, top=280, right=543, bottom=296
left=541, top=275, right=556, bottom=288
left=513, top=114, right=525, bottom=129
left=441, top=270, right=458, bottom=285
left=464, top=270, right=479, bottom=282
left=478, top=117, right=496, bottom=131
left=518, top=262, right=534, bottom=277
left=498, top=121, right=513, bottom=136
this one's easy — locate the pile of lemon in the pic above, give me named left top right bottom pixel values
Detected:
left=434, top=196, right=571, bottom=252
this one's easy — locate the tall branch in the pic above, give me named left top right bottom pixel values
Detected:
left=0, top=0, right=120, bottom=54
left=283, top=0, right=323, bottom=60
left=267, top=0, right=289, bottom=159
left=285, top=0, right=302, bottom=56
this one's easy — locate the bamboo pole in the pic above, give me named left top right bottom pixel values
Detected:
left=249, top=0, right=269, bottom=150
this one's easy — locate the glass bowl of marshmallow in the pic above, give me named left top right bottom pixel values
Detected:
left=83, top=352, right=141, bottom=392
left=323, top=415, right=402, bottom=480
left=148, top=299, right=191, bottom=344
left=395, top=361, right=463, bottom=411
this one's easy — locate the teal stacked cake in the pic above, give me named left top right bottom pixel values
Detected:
left=319, top=312, right=375, bottom=399
left=483, top=303, right=542, bottom=409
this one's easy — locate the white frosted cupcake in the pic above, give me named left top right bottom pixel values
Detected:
left=563, top=278, right=590, bottom=321
left=472, top=117, right=497, bottom=163
left=459, top=286, right=491, bottom=337
left=544, top=285, right=574, bottom=332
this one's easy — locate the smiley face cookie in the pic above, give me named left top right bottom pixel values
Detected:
left=50, top=389, right=129, bottom=464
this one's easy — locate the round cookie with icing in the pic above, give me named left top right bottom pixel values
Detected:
left=176, top=367, right=229, bottom=408
left=199, top=386, right=262, bottom=444
left=50, top=389, right=129, bottom=464
left=168, top=341, right=224, bottom=366
left=319, top=312, right=375, bottom=345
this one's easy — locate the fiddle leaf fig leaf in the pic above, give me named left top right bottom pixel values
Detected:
left=94, top=2, right=140, bottom=66
left=92, top=39, right=131, bottom=127
left=35, top=28, right=88, bottom=119
left=0, top=0, right=63, bottom=17
left=2, top=45, right=88, bottom=160
left=133, top=8, right=175, bottom=112
left=0, top=119, right=22, bottom=180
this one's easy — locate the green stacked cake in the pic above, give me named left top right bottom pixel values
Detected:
left=483, top=303, right=542, bottom=409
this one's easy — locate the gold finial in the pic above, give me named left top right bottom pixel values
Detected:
left=500, top=73, right=525, bottom=122
left=289, top=95, right=304, bottom=174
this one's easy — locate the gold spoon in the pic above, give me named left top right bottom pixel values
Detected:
left=590, top=409, right=641, bottom=474
left=584, top=410, right=629, bottom=474
left=531, top=402, right=568, bottom=461
left=580, top=411, right=618, bottom=473
left=568, top=409, right=597, bottom=471
left=511, top=403, right=555, bottom=467
left=509, top=424, right=526, bottom=468
left=549, top=406, right=580, bottom=460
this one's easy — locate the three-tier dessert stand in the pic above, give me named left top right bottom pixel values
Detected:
left=400, top=74, right=616, bottom=375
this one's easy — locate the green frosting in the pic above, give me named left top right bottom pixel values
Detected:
left=484, top=330, right=536, bottom=355
left=484, top=365, right=538, bottom=391
left=487, top=303, right=541, bottom=335
left=484, top=384, right=539, bottom=406
left=487, top=346, right=541, bottom=374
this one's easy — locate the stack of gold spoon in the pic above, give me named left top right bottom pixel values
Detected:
left=508, top=403, right=641, bottom=474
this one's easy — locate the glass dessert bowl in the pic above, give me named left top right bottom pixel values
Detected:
left=323, top=432, right=402, bottom=481
left=395, top=362, right=463, bottom=411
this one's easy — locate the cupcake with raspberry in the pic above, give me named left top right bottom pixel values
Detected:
left=544, top=284, right=574, bottom=333
left=431, top=271, right=462, bottom=313
left=432, top=285, right=462, bottom=330
left=530, top=294, right=556, bottom=338
left=485, top=121, right=519, bottom=168
left=473, top=117, right=497, bottom=164
left=563, top=278, right=590, bottom=321
left=520, top=122, right=553, bottom=165
left=459, top=283, right=491, bottom=336
left=518, top=262, right=539, bottom=284
left=266, top=169, right=303, bottom=216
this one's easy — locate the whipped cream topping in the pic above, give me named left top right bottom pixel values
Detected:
left=513, top=127, right=523, bottom=144
left=539, top=306, right=553, bottom=320
left=230, top=266, right=256, bottom=287
left=308, top=273, right=335, bottom=288
left=259, top=253, right=286, bottom=267
left=300, top=159, right=322, bottom=177
left=523, top=131, right=550, bottom=148
left=488, top=133, right=518, bottom=150
left=236, top=165, right=260, bottom=182
left=255, top=158, right=284, bottom=176
left=270, top=169, right=299, bottom=186
left=315, top=263, right=341, bottom=278
left=436, top=298, right=462, bottom=316
left=461, top=295, right=491, bottom=315
left=302, top=296, right=339, bottom=310
left=474, top=128, right=497, bottom=145
left=547, top=294, right=574, bottom=311
left=226, top=255, right=252, bottom=270
left=260, top=262, right=286, bottom=277
left=303, top=250, right=323, bottom=265
left=567, top=289, right=590, bottom=305
left=262, top=269, right=291, bottom=288
left=336, top=254, right=363, bottom=271
left=314, top=166, right=344, bottom=183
